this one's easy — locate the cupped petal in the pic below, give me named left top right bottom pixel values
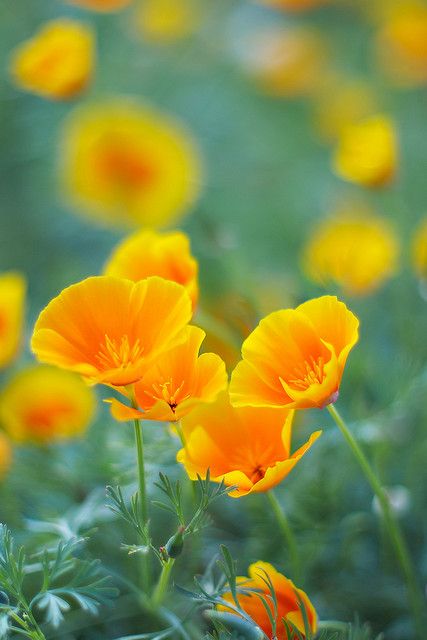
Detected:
left=230, top=359, right=291, bottom=408
left=297, top=295, right=359, bottom=374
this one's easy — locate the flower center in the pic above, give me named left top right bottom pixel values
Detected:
left=96, top=334, right=143, bottom=371
left=287, top=355, right=325, bottom=391
left=98, top=141, right=158, bottom=190
left=24, top=401, right=75, bottom=436
left=145, top=378, right=190, bottom=412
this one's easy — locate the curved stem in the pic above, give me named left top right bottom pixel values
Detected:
left=152, top=558, right=175, bottom=609
left=267, top=490, right=301, bottom=582
left=327, top=403, right=427, bottom=638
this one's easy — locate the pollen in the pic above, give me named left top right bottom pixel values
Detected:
left=145, top=378, right=190, bottom=411
left=287, top=356, right=325, bottom=391
left=96, top=334, right=144, bottom=371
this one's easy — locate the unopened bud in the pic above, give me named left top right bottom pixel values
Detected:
left=164, top=526, right=185, bottom=558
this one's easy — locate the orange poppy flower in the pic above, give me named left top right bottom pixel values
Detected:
left=256, top=0, right=329, bottom=11
left=220, top=561, right=317, bottom=639
left=104, top=229, right=198, bottom=309
left=0, top=432, right=12, bottom=480
left=9, top=19, right=94, bottom=100
left=0, top=365, right=95, bottom=444
left=108, top=325, right=227, bottom=422
left=230, top=296, right=359, bottom=410
left=0, top=272, right=26, bottom=370
left=31, top=276, right=192, bottom=387
left=177, top=392, right=321, bottom=497
left=67, top=0, right=131, bottom=11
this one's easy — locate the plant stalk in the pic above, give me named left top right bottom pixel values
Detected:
left=152, top=558, right=175, bottom=608
left=327, top=403, right=426, bottom=638
left=267, top=490, right=301, bottom=582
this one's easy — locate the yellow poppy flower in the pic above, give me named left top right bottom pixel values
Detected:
left=177, top=392, right=321, bottom=497
left=333, top=114, right=397, bottom=188
left=67, top=0, right=131, bottom=11
left=230, top=296, right=359, bottom=410
left=0, top=272, right=26, bottom=370
left=108, top=325, right=227, bottom=422
left=9, top=19, right=94, bottom=100
left=303, top=210, right=399, bottom=295
left=104, top=229, right=198, bottom=309
left=0, top=433, right=12, bottom=480
left=376, top=2, right=427, bottom=87
left=61, top=100, right=203, bottom=228
left=31, top=276, right=192, bottom=387
left=0, top=365, right=95, bottom=444
left=219, top=561, right=317, bottom=638
left=136, top=0, right=200, bottom=43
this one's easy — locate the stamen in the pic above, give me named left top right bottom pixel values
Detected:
left=96, top=334, right=144, bottom=370
left=288, top=355, right=325, bottom=390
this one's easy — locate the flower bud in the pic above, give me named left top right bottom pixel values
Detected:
left=164, top=525, right=185, bottom=558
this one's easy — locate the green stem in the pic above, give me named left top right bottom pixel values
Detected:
left=152, top=558, right=175, bottom=608
left=327, top=403, right=427, bottom=638
left=133, top=416, right=151, bottom=592
left=267, top=490, right=301, bottom=582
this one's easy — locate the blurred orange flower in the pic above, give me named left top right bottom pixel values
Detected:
left=239, top=27, right=326, bottom=98
left=136, top=0, right=200, bottom=43
left=333, top=114, right=397, bottom=188
left=177, top=392, right=321, bottom=497
left=256, top=0, right=329, bottom=11
left=0, top=365, right=95, bottom=444
left=104, top=229, right=198, bottom=309
left=220, top=561, right=317, bottom=638
left=0, top=272, right=26, bottom=370
left=109, top=325, right=227, bottom=422
left=0, top=432, right=12, bottom=480
left=230, top=296, right=359, bottom=410
left=303, top=209, right=399, bottom=296
left=9, top=19, right=94, bottom=100
left=68, top=0, right=131, bottom=11
left=31, top=276, right=192, bottom=387
left=61, top=100, right=202, bottom=228
left=376, top=2, right=427, bottom=87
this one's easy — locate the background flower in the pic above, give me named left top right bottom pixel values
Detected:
left=333, top=114, right=397, bottom=188
left=9, top=19, right=94, bottom=100
left=104, top=229, right=199, bottom=309
left=0, top=365, right=96, bottom=444
left=0, top=432, right=12, bottom=480
left=302, top=209, right=399, bottom=296
left=67, top=0, right=131, bottom=11
left=61, top=100, right=203, bottom=228
left=0, top=272, right=26, bottom=370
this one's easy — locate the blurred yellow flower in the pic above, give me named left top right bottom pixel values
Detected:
left=0, top=432, right=12, bottom=480
left=239, top=27, right=327, bottom=98
left=412, top=218, right=427, bottom=280
left=9, top=19, right=94, bottom=101
left=104, top=229, right=199, bottom=309
left=333, top=114, right=397, bottom=188
left=68, top=0, right=131, bottom=11
left=256, top=0, right=329, bottom=11
left=109, top=325, right=227, bottom=423
left=376, top=3, right=427, bottom=87
left=136, top=0, right=200, bottom=43
left=177, top=391, right=321, bottom=497
left=220, top=561, right=318, bottom=638
left=303, top=210, right=399, bottom=296
left=0, top=272, right=26, bottom=370
left=0, top=365, right=96, bottom=444
left=61, top=100, right=203, bottom=228
left=312, top=76, right=378, bottom=142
